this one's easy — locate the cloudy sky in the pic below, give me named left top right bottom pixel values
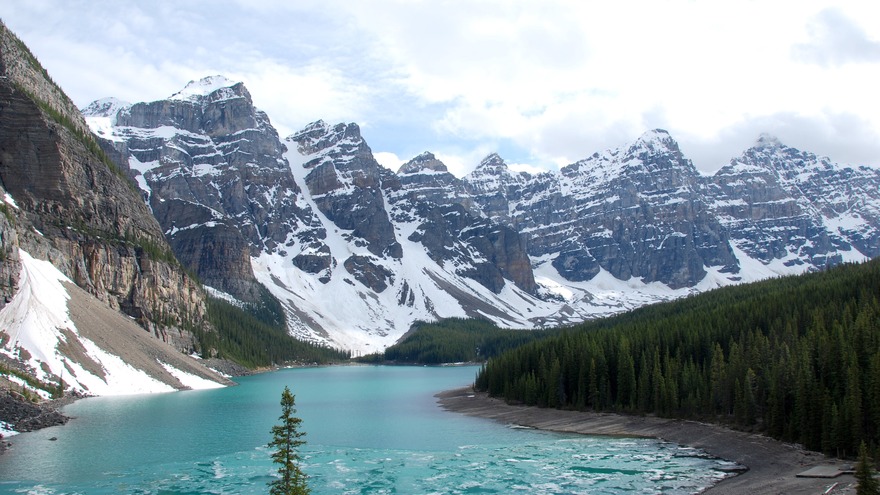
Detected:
left=4, top=1, right=880, bottom=176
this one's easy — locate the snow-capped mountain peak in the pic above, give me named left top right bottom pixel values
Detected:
left=80, top=97, right=133, bottom=140
left=463, top=152, right=520, bottom=196
left=628, top=128, right=684, bottom=158
left=636, top=128, right=673, bottom=144
left=477, top=152, right=508, bottom=170
left=81, top=97, right=131, bottom=118
left=289, top=120, right=369, bottom=161
left=169, top=75, right=241, bottom=101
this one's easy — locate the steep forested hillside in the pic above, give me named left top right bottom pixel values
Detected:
left=475, top=259, right=880, bottom=459
left=198, top=292, right=351, bottom=368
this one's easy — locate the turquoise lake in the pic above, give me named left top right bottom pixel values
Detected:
left=0, top=365, right=731, bottom=494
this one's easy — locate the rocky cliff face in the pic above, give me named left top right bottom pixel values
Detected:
left=87, top=76, right=323, bottom=303
left=290, top=120, right=401, bottom=261
left=0, top=23, right=206, bottom=343
left=390, top=151, right=536, bottom=294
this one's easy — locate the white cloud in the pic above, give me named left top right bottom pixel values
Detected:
left=793, top=7, right=880, bottom=66
left=335, top=0, right=880, bottom=171
left=508, top=162, right=550, bottom=175
left=373, top=151, right=404, bottom=172
left=3, top=0, right=880, bottom=176
left=434, top=145, right=502, bottom=178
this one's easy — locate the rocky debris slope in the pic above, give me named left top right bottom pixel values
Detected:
left=0, top=389, right=69, bottom=435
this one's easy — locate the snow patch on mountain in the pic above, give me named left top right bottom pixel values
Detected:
left=170, top=75, right=240, bottom=101
left=81, top=97, right=131, bottom=141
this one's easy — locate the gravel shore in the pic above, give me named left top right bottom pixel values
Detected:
left=437, top=387, right=856, bottom=494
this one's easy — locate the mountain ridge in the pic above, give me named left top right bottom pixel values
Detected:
left=82, top=75, right=880, bottom=353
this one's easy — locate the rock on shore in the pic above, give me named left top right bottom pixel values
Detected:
left=0, top=389, right=69, bottom=452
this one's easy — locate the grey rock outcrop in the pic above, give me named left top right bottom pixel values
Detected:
left=291, top=120, right=401, bottom=259
left=389, top=151, right=536, bottom=294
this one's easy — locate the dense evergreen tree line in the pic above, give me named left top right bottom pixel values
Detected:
left=475, top=259, right=880, bottom=459
left=361, top=318, right=553, bottom=364
left=195, top=289, right=349, bottom=368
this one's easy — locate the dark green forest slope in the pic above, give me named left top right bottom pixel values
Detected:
left=359, top=318, right=554, bottom=364
left=191, top=288, right=349, bottom=368
left=475, top=259, right=880, bottom=458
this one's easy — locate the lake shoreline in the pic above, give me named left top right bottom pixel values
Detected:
left=0, top=353, right=346, bottom=447
left=436, top=386, right=857, bottom=495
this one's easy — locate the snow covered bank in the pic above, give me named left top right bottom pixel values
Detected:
left=0, top=249, right=228, bottom=397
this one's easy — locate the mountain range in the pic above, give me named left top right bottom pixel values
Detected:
left=1, top=19, right=878, bottom=400
left=82, top=75, right=880, bottom=354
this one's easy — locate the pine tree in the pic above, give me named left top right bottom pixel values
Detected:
left=268, top=386, right=310, bottom=495
left=856, top=441, right=879, bottom=495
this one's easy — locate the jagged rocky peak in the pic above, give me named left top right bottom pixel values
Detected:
left=634, top=128, right=676, bottom=148
left=623, top=129, right=699, bottom=185
left=111, top=74, right=272, bottom=141
left=81, top=97, right=133, bottom=141
left=289, top=120, right=379, bottom=179
left=562, top=128, right=694, bottom=185
left=398, top=151, right=448, bottom=174
left=477, top=152, right=509, bottom=172
left=741, top=134, right=799, bottom=163
left=82, top=75, right=310, bottom=303
left=733, top=134, right=829, bottom=176
left=465, top=152, right=519, bottom=194
left=290, top=120, right=370, bottom=160
left=289, top=120, right=400, bottom=258
left=627, top=129, right=681, bottom=159
left=291, top=119, right=331, bottom=140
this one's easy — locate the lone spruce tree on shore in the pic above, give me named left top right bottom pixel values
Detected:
left=268, top=386, right=310, bottom=495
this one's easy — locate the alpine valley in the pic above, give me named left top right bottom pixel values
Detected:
left=1, top=21, right=879, bottom=401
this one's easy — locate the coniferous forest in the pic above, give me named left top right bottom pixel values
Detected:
left=194, top=289, right=350, bottom=368
left=475, top=259, right=880, bottom=459
left=368, top=318, right=552, bottom=364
